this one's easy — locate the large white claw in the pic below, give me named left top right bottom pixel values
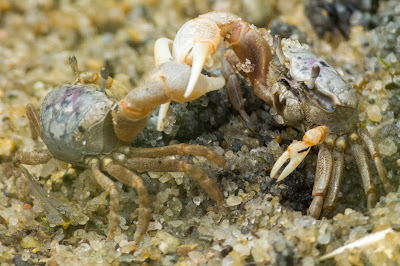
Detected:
left=184, top=42, right=213, bottom=98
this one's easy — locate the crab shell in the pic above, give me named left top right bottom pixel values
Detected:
left=40, top=84, right=120, bottom=165
left=281, top=38, right=359, bottom=134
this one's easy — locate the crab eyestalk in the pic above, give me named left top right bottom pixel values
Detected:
left=99, top=68, right=109, bottom=92
left=69, top=55, right=80, bottom=82
left=308, top=64, right=320, bottom=90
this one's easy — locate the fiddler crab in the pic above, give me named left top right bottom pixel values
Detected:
left=159, top=11, right=392, bottom=218
left=13, top=53, right=227, bottom=242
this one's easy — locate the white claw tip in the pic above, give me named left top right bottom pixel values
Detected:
left=184, top=42, right=212, bottom=98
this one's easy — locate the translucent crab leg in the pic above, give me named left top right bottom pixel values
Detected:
left=19, top=165, right=70, bottom=225
left=271, top=126, right=330, bottom=182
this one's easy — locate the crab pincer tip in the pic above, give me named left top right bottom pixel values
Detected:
left=184, top=42, right=211, bottom=98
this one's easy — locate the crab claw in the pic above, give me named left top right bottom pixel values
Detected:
left=157, top=102, right=170, bottom=131
left=184, top=42, right=214, bottom=98
left=271, top=126, right=330, bottom=182
left=172, top=14, right=226, bottom=99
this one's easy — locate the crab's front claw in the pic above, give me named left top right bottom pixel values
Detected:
left=271, top=126, right=330, bottom=182
left=172, top=12, right=242, bottom=98
left=172, top=19, right=220, bottom=98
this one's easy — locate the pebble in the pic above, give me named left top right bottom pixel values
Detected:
left=20, top=236, right=40, bottom=249
left=177, top=244, right=198, bottom=256
left=0, top=138, right=14, bottom=156
left=378, top=138, right=398, bottom=156
left=156, top=231, right=180, bottom=254
left=226, top=194, right=243, bottom=206
left=367, top=105, right=382, bottom=122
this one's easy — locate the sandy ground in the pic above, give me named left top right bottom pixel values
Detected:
left=0, top=0, right=399, bottom=265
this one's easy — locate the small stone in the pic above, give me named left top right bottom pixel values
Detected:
left=233, top=242, right=251, bottom=256
left=168, top=220, right=184, bottom=228
left=317, top=234, right=331, bottom=245
left=378, top=138, right=397, bottom=156
left=21, top=235, right=40, bottom=249
left=157, top=191, right=169, bottom=204
left=193, top=196, right=202, bottom=206
left=119, top=241, right=139, bottom=254
left=177, top=244, right=198, bottom=256
left=0, top=138, right=14, bottom=156
left=226, top=195, right=243, bottom=206
left=156, top=231, right=180, bottom=254
left=367, top=105, right=382, bottom=122
left=148, top=221, right=162, bottom=231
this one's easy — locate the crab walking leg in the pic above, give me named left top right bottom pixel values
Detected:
left=26, top=104, right=42, bottom=141
left=350, top=134, right=377, bottom=209
left=322, top=136, right=346, bottom=218
left=358, top=128, right=392, bottom=193
left=111, top=62, right=224, bottom=142
left=14, top=150, right=52, bottom=165
left=89, top=159, right=120, bottom=239
left=221, top=50, right=252, bottom=126
left=19, top=165, right=70, bottom=225
left=15, top=99, right=50, bottom=158
left=124, top=144, right=226, bottom=169
left=125, top=158, right=224, bottom=209
left=307, top=144, right=333, bottom=218
left=106, top=164, right=150, bottom=243
left=271, top=126, right=330, bottom=182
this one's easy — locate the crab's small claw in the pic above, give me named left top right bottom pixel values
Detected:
left=271, top=126, right=330, bottom=182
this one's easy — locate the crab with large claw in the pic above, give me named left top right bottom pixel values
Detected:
left=14, top=52, right=226, bottom=242
left=169, top=11, right=392, bottom=218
